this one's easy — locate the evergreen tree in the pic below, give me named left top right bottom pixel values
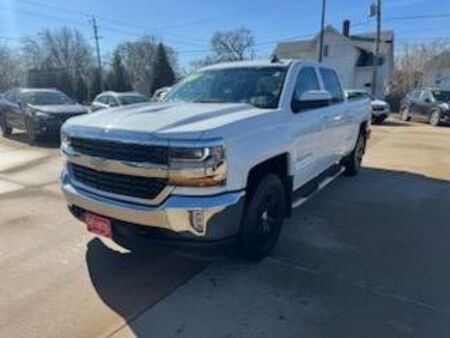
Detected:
left=151, top=43, right=175, bottom=94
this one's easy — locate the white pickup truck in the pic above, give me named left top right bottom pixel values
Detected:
left=60, top=59, right=371, bottom=259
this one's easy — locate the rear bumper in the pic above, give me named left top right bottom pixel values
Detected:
left=61, top=169, right=245, bottom=244
left=371, top=109, right=390, bottom=118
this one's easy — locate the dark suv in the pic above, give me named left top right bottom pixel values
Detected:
left=400, top=88, right=450, bottom=126
left=0, top=88, right=88, bottom=141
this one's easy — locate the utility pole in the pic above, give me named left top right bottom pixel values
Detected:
left=91, top=16, right=104, bottom=92
left=371, top=0, right=381, bottom=97
left=318, top=0, right=326, bottom=63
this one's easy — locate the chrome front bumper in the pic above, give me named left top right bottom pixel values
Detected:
left=61, top=169, right=245, bottom=238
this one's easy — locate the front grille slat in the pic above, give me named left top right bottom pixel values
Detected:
left=71, top=164, right=167, bottom=200
left=71, top=137, right=168, bottom=165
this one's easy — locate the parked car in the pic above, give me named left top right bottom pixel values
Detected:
left=152, top=86, right=172, bottom=102
left=346, top=89, right=390, bottom=124
left=91, top=91, right=149, bottom=111
left=0, top=88, right=88, bottom=141
left=60, top=59, right=371, bottom=260
left=400, top=88, right=450, bottom=126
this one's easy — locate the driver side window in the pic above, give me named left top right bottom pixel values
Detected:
left=293, top=67, right=320, bottom=100
left=420, top=91, right=432, bottom=103
left=107, top=96, right=119, bottom=107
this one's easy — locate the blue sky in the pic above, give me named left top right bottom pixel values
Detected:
left=1, top=0, right=449, bottom=69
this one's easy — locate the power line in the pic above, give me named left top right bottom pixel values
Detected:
left=15, top=0, right=210, bottom=46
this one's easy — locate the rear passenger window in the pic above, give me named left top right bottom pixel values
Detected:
left=293, top=67, right=320, bottom=99
left=107, top=96, right=119, bottom=107
left=319, top=68, right=344, bottom=103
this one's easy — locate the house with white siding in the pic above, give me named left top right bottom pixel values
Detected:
left=273, top=23, right=394, bottom=99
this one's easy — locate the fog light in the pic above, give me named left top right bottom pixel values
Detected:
left=189, top=210, right=205, bottom=233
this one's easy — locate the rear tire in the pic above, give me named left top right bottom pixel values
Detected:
left=343, top=131, right=366, bottom=177
left=400, top=106, right=411, bottom=121
left=0, top=116, right=12, bottom=136
left=429, top=110, right=441, bottom=127
left=239, top=174, right=286, bottom=261
left=372, top=116, right=385, bottom=125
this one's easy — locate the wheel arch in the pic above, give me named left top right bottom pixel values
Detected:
left=246, top=153, right=292, bottom=217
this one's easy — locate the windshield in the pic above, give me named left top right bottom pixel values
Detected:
left=119, top=95, right=149, bottom=105
left=431, top=90, right=450, bottom=102
left=23, top=91, right=75, bottom=105
left=346, top=91, right=372, bottom=100
left=165, top=66, right=288, bottom=109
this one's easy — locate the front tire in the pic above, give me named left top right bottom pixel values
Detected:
left=343, top=131, right=366, bottom=176
left=429, top=110, right=441, bottom=127
left=239, top=174, right=286, bottom=261
left=400, top=106, right=411, bottom=121
left=25, top=117, right=39, bottom=142
left=0, top=116, right=12, bottom=136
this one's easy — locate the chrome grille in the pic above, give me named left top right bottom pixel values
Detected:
left=71, top=137, right=168, bottom=164
left=71, top=163, right=167, bottom=200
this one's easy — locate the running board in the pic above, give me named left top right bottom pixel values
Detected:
left=292, top=166, right=345, bottom=209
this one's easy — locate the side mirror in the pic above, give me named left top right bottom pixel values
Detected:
left=424, top=97, right=432, bottom=103
left=292, top=90, right=332, bottom=112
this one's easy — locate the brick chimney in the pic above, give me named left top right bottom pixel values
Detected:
left=342, top=20, right=350, bottom=37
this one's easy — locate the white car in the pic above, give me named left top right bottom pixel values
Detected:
left=346, top=89, right=390, bottom=124
left=61, top=60, right=371, bottom=259
left=91, top=91, right=149, bottom=111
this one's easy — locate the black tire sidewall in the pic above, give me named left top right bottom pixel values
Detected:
left=0, top=115, right=12, bottom=136
left=344, top=132, right=366, bottom=176
left=26, top=117, right=38, bottom=142
left=240, top=174, right=285, bottom=260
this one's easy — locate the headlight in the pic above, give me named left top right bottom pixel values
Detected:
left=61, top=132, right=70, bottom=148
left=168, top=142, right=226, bottom=187
left=33, top=111, right=52, bottom=119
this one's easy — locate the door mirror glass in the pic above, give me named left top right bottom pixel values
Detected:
left=424, top=97, right=431, bottom=103
left=292, top=90, right=332, bottom=112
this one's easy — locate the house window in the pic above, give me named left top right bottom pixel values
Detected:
left=323, top=45, right=329, bottom=57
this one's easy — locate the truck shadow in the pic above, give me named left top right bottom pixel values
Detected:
left=85, top=238, right=211, bottom=325
left=85, top=167, right=450, bottom=336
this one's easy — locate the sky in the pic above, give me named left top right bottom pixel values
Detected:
left=1, top=0, right=449, bottom=70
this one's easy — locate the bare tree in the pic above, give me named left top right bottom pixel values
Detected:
left=389, top=39, right=450, bottom=103
left=116, top=36, right=158, bottom=97
left=0, top=44, right=25, bottom=92
left=22, top=27, right=94, bottom=100
left=190, top=27, right=255, bottom=70
left=211, top=27, right=255, bottom=61
left=116, top=36, right=178, bottom=96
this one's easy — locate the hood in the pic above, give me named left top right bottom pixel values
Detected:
left=28, top=104, right=88, bottom=114
left=64, top=102, right=272, bottom=139
left=371, top=99, right=388, bottom=107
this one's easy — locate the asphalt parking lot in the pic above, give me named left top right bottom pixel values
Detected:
left=0, top=118, right=449, bottom=337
